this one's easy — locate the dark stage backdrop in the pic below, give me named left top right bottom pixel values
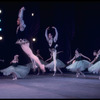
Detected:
left=0, top=1, right=100, bottom=70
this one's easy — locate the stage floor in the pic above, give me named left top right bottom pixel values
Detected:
left=0, top=73, right=100, bottom=99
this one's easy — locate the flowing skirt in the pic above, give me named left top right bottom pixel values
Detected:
left=66, top=60, right=90, bottom=72
left=0, top=65, right=31, bottom=78
left=88, top=61, right=100, bottom=74
left=45, top=59, right=66, bottom=71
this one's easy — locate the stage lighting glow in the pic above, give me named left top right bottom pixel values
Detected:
left=0, top=28, right=2, bottom=31
left=0, top=36, right=3, bottom=40
left=31, top=13, right=34, bottom=16
left=0, top=10, right=1, bottom=13
left=32, top=38, right=36, bottom=42
left=0, top=19, right=1, bottom=22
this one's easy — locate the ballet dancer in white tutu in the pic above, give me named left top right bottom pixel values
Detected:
left=0, top=55, right=31, bottom=80
left=88, top=50, right=100, bottom=79
left=45, top=50, right=65, bottom=76
left=45, top=26, right=58, bottom=76
left=66, top=49, right=91, bottom=77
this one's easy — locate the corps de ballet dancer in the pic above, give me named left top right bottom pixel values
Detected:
left=66, top=49, right=91, bottom=78
left=88, top=50, right=100, bottom=80
left=45, top=50, right=65, bottom=76
left=15, top=6, right=45, bottom=73
left=0, top=55, right=31, bottom=80
left=45, top=26, right=58, bottom=76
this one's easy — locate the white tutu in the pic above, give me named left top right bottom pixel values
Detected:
left=66, top=60, right=90, bottom=72
left=88, top=61, right=100, bottom=74
left=45, top=59, right=66, bottom=71
left=0, top=65, right=31, bottom=78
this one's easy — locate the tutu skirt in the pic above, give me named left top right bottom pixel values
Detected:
left=45, top=59, right=66, bottom=71
left=0, top=65, right=31, bottom=78
left=88, top=61, right=100, bottom=74
left=66, top=60, right=90, bottom=72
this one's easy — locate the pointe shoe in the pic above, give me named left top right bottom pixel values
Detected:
left=76, top=75, right=79, bottom=78
left=41, top=65, right=46, bottom=73
left=53, top=73, right=55, bottom=76
left=53, top=71, right=56, bottom=76
left=12, top=77, right=17, bottom=80
left=76, top=73, right=80, bottom=78
left=83, top=74, right=86, bottom=77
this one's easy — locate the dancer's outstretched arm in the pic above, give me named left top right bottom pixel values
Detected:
left=45, top=56, right=52, bottom=62
left=57, top=51, right=63, bottom=54
left=67, top=56, right=75, bottom=64
left=80, top=53, right=91, bottom=61
left=37, top=54, right=44, bottom=60
left=91, top=55, right=98, bottom=64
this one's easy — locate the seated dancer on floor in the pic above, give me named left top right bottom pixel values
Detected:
left=15, top=6, right=45, bottom=73
left=0, top=55, right=31, bottom=80
left=66, top=48, right=91, bottom=78
left=45, top=26, right=58, bottom=76
left=88, top=50, right=100, bottom=80
left=45, top=50, right=65, bottom=76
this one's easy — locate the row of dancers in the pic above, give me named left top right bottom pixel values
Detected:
left=0, top=48, right=100, bottom=80
left=0, top=6, right=100, bottom=80
left=0, top=6, right=60, bottom=80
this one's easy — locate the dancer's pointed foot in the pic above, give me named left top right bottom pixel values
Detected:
left=40, top=64, right=46, bottom=73
left=53, top=71, right=56, bottom=76
left=12, top=77, right=17, bottom=80
left=76, top=73, right=80, bottom=78
left=83, top=74, right=86, bottom=77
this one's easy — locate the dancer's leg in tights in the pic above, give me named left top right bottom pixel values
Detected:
left=20, top=43, right=45, bottom=72
left=52, top=50, right=57, bottom=76
left=57, top=67, right=63, bottom=74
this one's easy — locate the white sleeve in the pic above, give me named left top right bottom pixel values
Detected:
left=18, top=7, right=24, bottom=20
left=54, top=27, right=58, bottom=42
left=18, top=7, right=26, bottom=28
left=45, top=28, right=49, bottom=41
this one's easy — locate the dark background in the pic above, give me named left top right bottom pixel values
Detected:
left=0, top=1, right=100, bottom=70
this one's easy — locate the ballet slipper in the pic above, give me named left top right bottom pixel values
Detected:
left=76, top=73, right=80, bottom=78
left=12, top=77, right=17, bottom=80
left=53, top=71, right=56, bottom=76
left=40, top=64, right=46, bottom=73
left=83, top=74, right=86, bottom=77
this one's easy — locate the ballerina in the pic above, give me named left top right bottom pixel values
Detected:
left=88, top=50, right=100, bottom=79
left=0, top=54, right=31, bottom=80
left=45, top=50, right=65, bottom=76
left=45, top=26, right=58, bottom=76
left=16, top=7, right=45, bottom=73
left=66, top=49, right=91, bottom=78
